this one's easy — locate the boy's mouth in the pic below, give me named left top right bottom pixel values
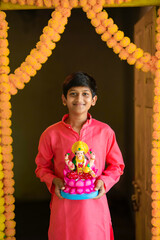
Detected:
left=73, top=103, right=85, bottom=106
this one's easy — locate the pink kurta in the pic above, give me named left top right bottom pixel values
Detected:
left=35, top=114, right=124, bottom=240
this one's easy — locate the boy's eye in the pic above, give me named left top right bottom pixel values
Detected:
left=83, top=92, right=89, bottom=96
left=69, top=92, right=77, bottom=96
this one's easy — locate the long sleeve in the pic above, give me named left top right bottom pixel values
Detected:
left=35, top=130, right=57, bottom=194
left=98, top=131, right=124, bottom=193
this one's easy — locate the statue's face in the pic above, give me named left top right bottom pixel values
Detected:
left=76, top=151, right=84, bottom=160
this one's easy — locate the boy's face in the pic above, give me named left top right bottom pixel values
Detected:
left=62, top=86, right=97, bottom=116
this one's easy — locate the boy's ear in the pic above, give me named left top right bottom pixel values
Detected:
left=91, top=95, right=97, bottom=106
left=62, top=94, right=67, bottom=106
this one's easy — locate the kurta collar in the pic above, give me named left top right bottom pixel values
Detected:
left=62, top=113, right=92, bottom=129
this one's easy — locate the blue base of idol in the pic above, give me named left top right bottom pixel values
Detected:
left=61, top=190, right=98, bottom=200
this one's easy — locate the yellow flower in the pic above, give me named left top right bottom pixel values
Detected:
left=108, top=24, right=118, bottom=35
left=0, top=56, right=9, bottom=66
left=127, top=56, right=136, bottom=65
left=3, top=170, right=14, bottom=180
left=0, top=119, right=11, bottom=128
left=0, top=47, right=10, bottom=56
left=3, top=178, right=15, bottom=187
left=3, top=186, right=15, bottom=194
left=9, top=82, right=18, bottom=95
left=0, top=30, right=8, bottom=39
left=5, top=220, right=16, bottom=229
left=0, top=93, right=11, bottom=102
left=107, top=38, right=117, bottom=48
left=101, top=31, right=111, bottom=42
left=120, top=37, right=130, bottom=47
left=2, top=153, right=13, bottom=162
left=132, top=48, right=143, bottom=59
left=20, top=62, right=37, bottom=77
left=97, top=11, right=108, bottom=20
left=0, top=101, right=11, bottom=110
left=5, top=228, right=16, bottom=237
left=5, top=211, right=15, bottom=221
left=152, top=226, right=160, bottom=236
left=102, top=18, right=113, bottom=28
left=25, top=55, right=42, bottom=71
left=5, top=204, right=15, bottom=213
left=92, top=4, right=103, bottom=13
left=1, top=127, right=12, bottom=136
left=114, top=30, right=124, bottom=41
left=51, top=11, right=62, bottom=20
left=4, top=195, right=15, bottom=205
left=95, top=25, right=106, bottom=34
left=0, top=74, right=9, bottom=83
left=83, top=4, right=91, bottom=12
left=135, top=59, right=143, bottom=69
left=0, top=231, right=5, bottom=239
left=87, top=9, right=96, bottom=20
left=0, top=214, right=5, bottom=223
left=48, top=19, right=59, bottom=29
left=0, top=11, right=6, bottom=21
left=0, top=206, right=5, bottom=214
left=0, top=164, right=3, bottom=171
left=61, top=0, right=70, bottom=8
left=113, top=44, right=122, bottom=54
left=44, top=0, right=52, bottom=7
left=119, top=49, right=129, bottom=60
left=69, top=0, right=78, bottom=7
left=0, top=66, right=10, bottom=75
left=0, top=223, right=5, bottom=231
left=0, top=198, right=4, bottom=206
left=126, top=43, right=136, bottom=54
left=0, top=82, right=10, bottom=93
left=79, top=0, right=87, bottom=7
left=91, top=18, right=101, bottom=27
left=141, top=52, right=151, bottom=63
left=0, top=171, right=4, bottom=180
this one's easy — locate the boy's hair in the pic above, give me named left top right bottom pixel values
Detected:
left=62, top=72, right=97, bottom=98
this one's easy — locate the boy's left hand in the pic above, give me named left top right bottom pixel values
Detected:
left=94, top=179, right=105, bottom=199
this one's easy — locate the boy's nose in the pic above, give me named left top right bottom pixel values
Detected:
left=76, top=94, right=83, bottom=101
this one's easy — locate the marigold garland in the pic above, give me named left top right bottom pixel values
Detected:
left=1, top=0, right=132, bottom=7
left=0, top=10, right=15, bottom=240
left=151, top=7, right=160, bottom=240
left=83, top=3, right=157, bottom=73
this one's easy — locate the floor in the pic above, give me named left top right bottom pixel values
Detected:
left=15, top=198, right=135, bottom=240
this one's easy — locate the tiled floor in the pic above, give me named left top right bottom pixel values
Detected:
left=15, top=198, right=135, bottom=240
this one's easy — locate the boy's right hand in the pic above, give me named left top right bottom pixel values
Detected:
left=53, top=178, right=65, bottom=199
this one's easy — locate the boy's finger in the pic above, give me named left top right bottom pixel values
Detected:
left=55, top=187, right=64, bottom=199
left=94, top=181, right=102, bottom=190
left=94, top=187, right=105, bottom=199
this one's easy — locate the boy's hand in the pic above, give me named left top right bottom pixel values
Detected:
left=94, top=179, right=105, bottom=199
left=53, top=178, right=65, bottom=199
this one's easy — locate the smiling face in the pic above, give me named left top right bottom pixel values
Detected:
left=75, top=150, right=84, bottom=160
left=62, top=86, right=97, bottom=116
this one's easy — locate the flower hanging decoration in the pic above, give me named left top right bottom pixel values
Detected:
left=0, top=11, right=16, bottom=240
left=151, top=8, right=160, bottom=240
left=0, top=0, right=159, bottom=239
left=1, top=0, right=132, bottom=7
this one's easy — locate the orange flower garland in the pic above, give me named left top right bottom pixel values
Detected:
left=151, top=7, right=160, bottom=240
left=82, top=2, right=156, bottom=73
left=1, top=0, right=132, bottom=7
left=0, top=10, right=16, bottom=240
left=8, top=2, right=72, bottom=95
